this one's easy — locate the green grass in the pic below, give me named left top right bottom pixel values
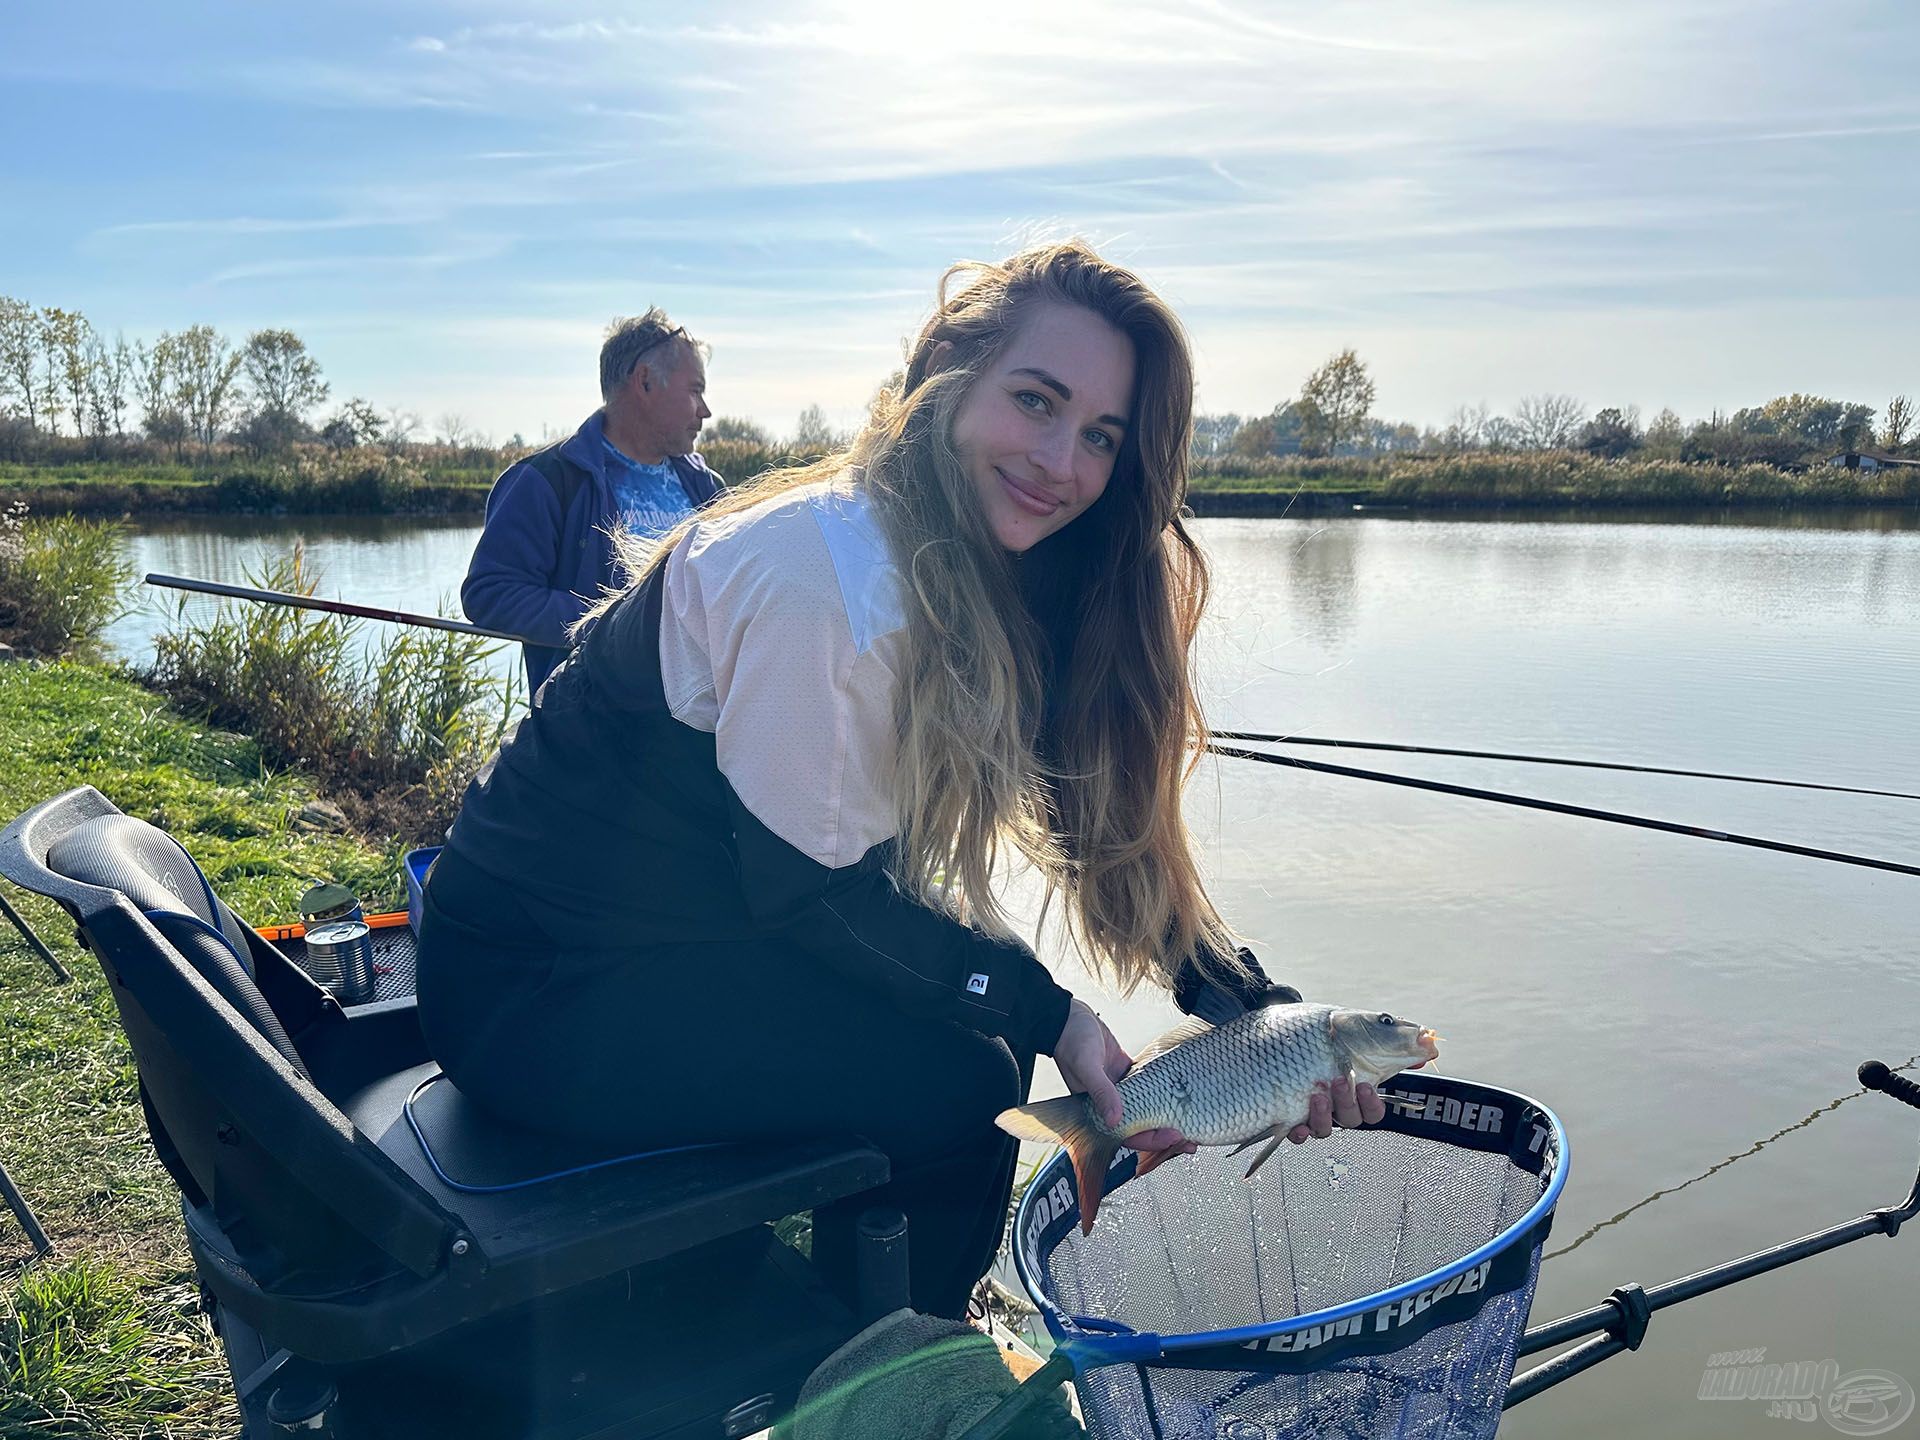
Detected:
left=1, top=1259, right=231, bottom=1438
left=0, top=660, right=405, bottom=1437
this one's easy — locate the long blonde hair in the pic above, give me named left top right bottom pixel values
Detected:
left=600, top=241, right=1242, bottom=997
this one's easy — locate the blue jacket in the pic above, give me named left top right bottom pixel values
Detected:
left=461, top=409, right=724, bottom=690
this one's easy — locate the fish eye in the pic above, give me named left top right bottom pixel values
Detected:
left=1377, top=1012, right=1395, bottom=1026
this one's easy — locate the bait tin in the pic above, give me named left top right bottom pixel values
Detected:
left=304, top=919, right=376, bottom=1004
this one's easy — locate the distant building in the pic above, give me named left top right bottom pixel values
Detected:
left=1827, top=451, right=1920, bottom=472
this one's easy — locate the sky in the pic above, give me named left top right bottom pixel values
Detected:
left=4, top=0, right=1918, bottom=444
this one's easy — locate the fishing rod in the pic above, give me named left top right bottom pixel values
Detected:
left=1212, top=731, right=1920, bottom=803
left=1206, top=741, right=1920, bottom=878
left=144, top=573, right=531, bottom=645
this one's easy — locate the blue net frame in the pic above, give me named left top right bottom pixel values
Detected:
left=1011, top=1073, right=1568, bottom=1440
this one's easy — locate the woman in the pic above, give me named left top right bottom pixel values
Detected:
left=417, top=241, right=1378, bottom=1319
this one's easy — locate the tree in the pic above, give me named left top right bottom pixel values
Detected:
left=437, top=412, right=474, bottom=449
left=791, top=403, right=838, bottom=450
left=706, top=415, right=771, bottom=446
left=136, top=334, right=184, bottom=447
left=1228, top=414, right=1279, bottom=458
left=1642, top=407, right=1685, bottom=458
left=1881, top=395, right=1913, bottom=450
left=1296, top=350, right=1374, bottom=456
left=383, top=406, right=422, bottom=453
left=168, top=325, right=244, bottom=448
left=1580, top=406, right=1642, bottom=459
left=1190, top=412, right=1243, bottom=458
left=1512, top=393, right=1587, bottom=450
left=329, top=397, right=385, bottom=446
left=1440, top=402, right=1492, bottom=452
left=241, top=329, right=329, bottom=438
left=36, top=308, right=75, bottom=436
left=1733, top=394, right=1875, bottom=453
left=0, top=296, right=42, bottom=429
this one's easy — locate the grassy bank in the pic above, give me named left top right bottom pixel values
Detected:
left=0, top=454, right=494, bottom=517
left=1186, top=452, right=1920, bottom=511
left=0, top=660, right=403, bottom=1437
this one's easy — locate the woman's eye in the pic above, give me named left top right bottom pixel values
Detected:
left=1083, top=429, right=1115, bottom=452
left=1015, top=390, right=1049, bottom=414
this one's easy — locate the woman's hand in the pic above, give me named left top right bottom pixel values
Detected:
left=1052, top=999, right=1197, bottom=1173
left=1285, top=1076, right=1385, bottom=1143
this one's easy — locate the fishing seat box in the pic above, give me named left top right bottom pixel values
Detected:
left=2, top=787, right=892, bottom=1439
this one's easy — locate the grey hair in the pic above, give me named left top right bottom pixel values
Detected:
left=599, top=308, right=708, bottom=401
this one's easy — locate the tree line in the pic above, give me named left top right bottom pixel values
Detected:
left=6, top=295, right=1913, bottom=473
left=1195, top=350, right=1916, bottom=468
left=0, top=296, right=471, bottom=462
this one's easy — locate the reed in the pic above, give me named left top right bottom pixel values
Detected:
left=150, top=548, right=520, bottom=844
left=0, top=503, right=133, bottom=658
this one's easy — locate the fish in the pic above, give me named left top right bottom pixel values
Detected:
left=996, top=1003, right=1440, bottom=1233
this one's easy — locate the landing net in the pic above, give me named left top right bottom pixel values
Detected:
left=1012, top=1072, right=1566, bottom=1440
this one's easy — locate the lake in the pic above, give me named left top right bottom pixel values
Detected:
left=108, top=508, right=1920, bottom=1437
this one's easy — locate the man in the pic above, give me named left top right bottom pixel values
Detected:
left=463, top=310, right=722, bottom=690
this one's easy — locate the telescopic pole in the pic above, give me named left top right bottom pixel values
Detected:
left=144, top=573, right=532, bottom=645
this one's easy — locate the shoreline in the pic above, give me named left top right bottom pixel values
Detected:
left=7, top=477, right=1920, bottom=522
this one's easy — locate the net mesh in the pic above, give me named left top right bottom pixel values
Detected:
left=1032, top=1119, right=1553, bottom=1440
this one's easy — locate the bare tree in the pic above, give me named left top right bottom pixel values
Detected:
left=383, top=406, right=422, bottom=453
left=437, top=412, right=473, bottom=448
left=136, top=334, right=178, bottom=437
left=1441, top=402, right=1491, bottom=451
left=1882, top=395, right=1914, bottom=450
left=36, top=307, right=77, bottom=436
left=1297, top=349, right=1375, bottom=456
left=168, top=324, right=244, bottom=448
left=1512, top=393, right=1586, bottom=450
left=791, top=403, right=838, bottom=450
left=47, top=309, right=97, bottom=444
left=0, top=296, right=42, bottom=429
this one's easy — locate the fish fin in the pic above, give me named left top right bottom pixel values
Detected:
left=1227, top=1133, right=1265, bottom=1158
left=995, top=1095, right=1121, bottom=1233
left=1132, top=1145, right=1188, bottom=1179
left=1131, top=1015, right=1214, bottom=1068
left=994, top=1095, right=1089, bottom=1143
left=1241, top=1127, right=1287, bottom=1179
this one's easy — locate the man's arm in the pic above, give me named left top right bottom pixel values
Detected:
left=461, top=463, right=593, bottom=648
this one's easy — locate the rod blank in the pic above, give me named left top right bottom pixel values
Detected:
left=145, top=573, right=530, bottom=644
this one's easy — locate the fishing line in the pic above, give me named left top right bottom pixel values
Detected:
left=1205, top=743, right=1920, bottom=878
left=1211, top=732, right=1920, bottom=803
left=1544, top=1054, right=1920, bottom=1260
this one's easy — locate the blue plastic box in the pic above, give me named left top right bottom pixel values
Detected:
left=404, top=846, right=441, bottom=935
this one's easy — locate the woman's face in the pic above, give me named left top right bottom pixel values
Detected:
left=950, top=301, right=1136, bottom=553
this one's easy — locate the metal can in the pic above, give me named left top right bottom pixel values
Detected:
left=299, top=882, right=363, bottom=930
left=304, top=919, right=376, bottom=1004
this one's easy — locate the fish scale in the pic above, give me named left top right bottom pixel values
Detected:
left=999, top=1001, right=1439, bottom=1233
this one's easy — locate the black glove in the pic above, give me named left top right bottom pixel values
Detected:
left=1173, top=946, right=1300, bottom=1024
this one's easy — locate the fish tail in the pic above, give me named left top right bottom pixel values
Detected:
left=995, top=1096, right=1121, bottom=1235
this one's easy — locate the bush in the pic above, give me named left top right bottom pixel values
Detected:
left=0, top=502, right=133, bottom=657
left=150, top=548, right=521, bottom=844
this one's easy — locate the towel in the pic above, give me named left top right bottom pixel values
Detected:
left=777, top=1308, right=1082, bottom=1440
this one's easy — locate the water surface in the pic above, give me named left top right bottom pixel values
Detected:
left=109, top=509, right=1920, bottom=1437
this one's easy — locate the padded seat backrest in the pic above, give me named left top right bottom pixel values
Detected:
left=47, top=814, right=308, bottom=1077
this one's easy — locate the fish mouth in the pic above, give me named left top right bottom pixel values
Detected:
left=1411, top=1028, right=1441, bottom=1069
